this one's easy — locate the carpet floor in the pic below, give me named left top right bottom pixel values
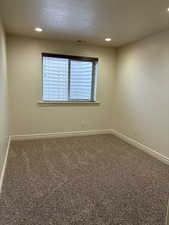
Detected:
left=0, top=134, right=169, bottom=225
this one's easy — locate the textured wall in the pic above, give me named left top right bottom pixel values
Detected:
left=112, top=30, right=169, bottom=158
left=7, top=35, right=116, bottom=135
left=0, top=20, right=8, bottom=175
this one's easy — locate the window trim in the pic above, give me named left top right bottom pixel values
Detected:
left=41, top=53, right=98, bottom=103
left=42, top=53, right=98, bottom=62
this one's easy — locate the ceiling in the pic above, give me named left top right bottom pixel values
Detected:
left=0, top=0, right=169, bottom=47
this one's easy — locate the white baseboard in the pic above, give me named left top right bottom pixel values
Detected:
left=10, top=128, right=169, bottom=166
left=110, top=129, right=169, bottom=166
left=0, top=136, right=11, bottom=193
left=10, top=129, right=112, bottom=141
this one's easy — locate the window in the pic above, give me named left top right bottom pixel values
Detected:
left=42, top=53, right=98, bottom=102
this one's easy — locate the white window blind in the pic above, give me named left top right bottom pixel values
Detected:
left=43, top=57, right=68, bottom=101
left=42, top=54, right=98, bottom=102
left=70, top=60, right=93, bottom=101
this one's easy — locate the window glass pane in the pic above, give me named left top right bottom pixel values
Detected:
left=43, top=57, right=68, bottom=101
left=70, top=60, right=93, bottom=100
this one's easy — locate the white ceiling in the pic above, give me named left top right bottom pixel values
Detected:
left=0, top=0, right=169, bottom=47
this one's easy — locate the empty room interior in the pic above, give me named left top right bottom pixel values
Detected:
left=0, top=0, right=169, bottom=224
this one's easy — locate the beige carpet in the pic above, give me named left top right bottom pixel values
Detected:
left=0, top=134, right=169, bottom=225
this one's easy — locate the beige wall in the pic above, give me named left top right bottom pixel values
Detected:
left=112, top=30, right=169, bottom=158
left=0, top=20, right=8, bottom=175
left=7, top=35, right=116, bottom=135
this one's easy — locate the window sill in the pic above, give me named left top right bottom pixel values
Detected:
left=38, top=101, right=100, bottom=105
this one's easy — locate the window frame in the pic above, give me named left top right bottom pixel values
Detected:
left=42, top=53, right=98, bottom=103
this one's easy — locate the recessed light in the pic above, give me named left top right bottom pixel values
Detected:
left=35, top=27, right=43, bottom=32
left=105, top=38, right=111, bottom=42
left=167, top=8, right=169, bottom=12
